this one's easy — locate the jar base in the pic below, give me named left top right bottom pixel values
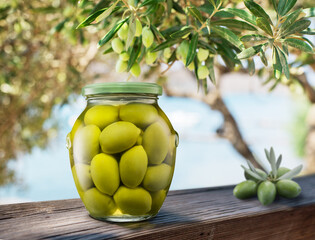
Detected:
left=90, top=214, right=154, bottom=222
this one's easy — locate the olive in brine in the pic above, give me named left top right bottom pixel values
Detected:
left=84, top=105, right=119, bottom=130
left=73, top=125, right=101, bottom=164
left=83, top=188, right=116, bottom=217
left=114, top=186, right=152, bottom=215
left=143, top=122, right=169, bottom=165
left=99, top=121, right=141, bottom=154
left=120, top=145, right=148, bottom=188
left=90, top=153, right=120, bottom=196
left=143, top=164, right=172, bottom=192
left=150, top=190, right=167, bottom=213
left=120, top=104, right=158, bottom=128
left=72, top=163, right=94, bottom=192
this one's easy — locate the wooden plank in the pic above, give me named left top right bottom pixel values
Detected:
left=0, top=175, right=314, bottom=239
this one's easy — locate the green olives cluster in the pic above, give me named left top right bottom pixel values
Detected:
left=108, top=17, right=214, bottom=80
left=233, top=147, right=302, bottom=206
left=69, top=103, right=176, bottom=219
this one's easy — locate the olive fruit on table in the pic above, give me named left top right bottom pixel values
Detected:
left=257, top=181, right=277, bottom=206
left=233, top=180, right=257, bottom=199
left=276, top=179, right=301, bottom=198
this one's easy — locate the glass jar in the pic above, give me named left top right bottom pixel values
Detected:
left=66, top=82, right=178, bottom=222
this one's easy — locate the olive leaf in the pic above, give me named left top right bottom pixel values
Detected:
left=241, top=165, right=265, bottom=181
left=280, top=19, right=311, bottom=37
left=98, top=18, right=129, bottom=47
left=278, top=164, right=303, bottom=180
left=248, top=58, right=255, bottom=76
left=170, top=26, right=194, bottom=39
left=276, top=154, right=282, bottom=169
left=127, top=37, right=142, bottom=71
left=76, top=8, right=107, bottom=28
left=198, top=40, right=217, bottom=54
left=187, top=6, right=203, bottom=23
left=152, top=38, right=179, bottom=52
left=172, top=1, right=185, bottom=14
left=150, top=24, right=165, bottom=41
left=206, top=57, right=216, bottom=84
left=303, top=7, right=315, bottom=18
left=240, top=34, right=268, bottom=42
left=186, top=33, right=198, bottom=67
left=102, top=47, right=113, bottom=54
left=256, top=17, right=273, bottom=36
left=277, top=46, right=290, bottom=79
left=259, top=47, right=268, bottom=66
left=244, top=0, right=273, bottom=25
left=284, top=38, right=314, bottom=53
left=268, top=147, right=278, bottom=178
left=279, top=9, right=303, bottom=33
left=272, top=46, right=282, bottom=79
left=95, top=0, right=119, bottom=23
left=277, top=0, right=297, bottom=16
left=224, top=8, right=257, bottom=25
left=237, top=44, right=265, bottom=59
left=212, top=26, right=244, bottom=50
left=301, top=28, right=315, bottom=35
left=211, top=19, right=257, bottom=31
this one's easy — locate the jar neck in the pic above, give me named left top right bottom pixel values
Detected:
left=86, top=93, right=159, bottom=105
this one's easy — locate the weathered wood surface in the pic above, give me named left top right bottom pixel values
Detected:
left=0, top=175, right=315, bottom=240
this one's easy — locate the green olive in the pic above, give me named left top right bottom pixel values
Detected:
left=99, top=121, right=141, bottom=154
left=120, top=103, right=158, bottom=128
left=83, top=188, right=116, bottom=217
left=277, top=167, right=291, bottom=178
left=142, top=26, right=154, bottom=48
left=116, top=60, right=128, bottom=73
left=276, top=179, right=301, bottom=198
left=145, top=51, right=158, bottom=65
left=72, top=163, right=94, bottom=192
left=143, top=163, right=172, bottom=191
left=84, top=105, right=118, bottom=130
left=119, top=52, right=130, bottom=61
left=120, top=145, right=148, bottom=188
left=90, top=153, right=120, bottom=196
left=244, top=168, right=268, bottom=182
left=257, top=181, right=277, bottom=206
left=130, top=62, right=141, bottom=77
left=233, top=180, right=257, bottom=199
left=197, top=48, right=209, bottom=62
left=143, top=122, right=169, bottom=165
left=187, top=61, right=195, bottom=71
left=117, top=23, right=128, bottom=40
left=176, top=40, right=189, bottom=61
left=73, top=125, right=100, bottom=164
left=114, top=186, right=152, bottom=215
left=163, top=48, right=172, bottom=59
left=150, top=190, right=166, bottom=214
left=111, top=38, right=124, bottom=54
left=197, top=65, right=209, bottom=79
left=135, top=19, right=142, bottom=37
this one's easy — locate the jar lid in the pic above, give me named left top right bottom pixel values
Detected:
left=82, top=82, right=163, bottom=96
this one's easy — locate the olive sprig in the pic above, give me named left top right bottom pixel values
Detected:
left=234, top=147, right=303, bottom=206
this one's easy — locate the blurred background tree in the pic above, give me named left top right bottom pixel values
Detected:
left=0, top=0, right=314, bottom=186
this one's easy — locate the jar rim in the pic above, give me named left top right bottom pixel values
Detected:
left=82, top=82, right=162, bottom=96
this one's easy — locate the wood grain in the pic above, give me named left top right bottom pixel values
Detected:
left=0, top=175, right=314, bottom=240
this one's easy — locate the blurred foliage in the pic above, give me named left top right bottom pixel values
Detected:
left=0, top=0, right=103, bottom=186
left=0, top=0, right=314, bottom=186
